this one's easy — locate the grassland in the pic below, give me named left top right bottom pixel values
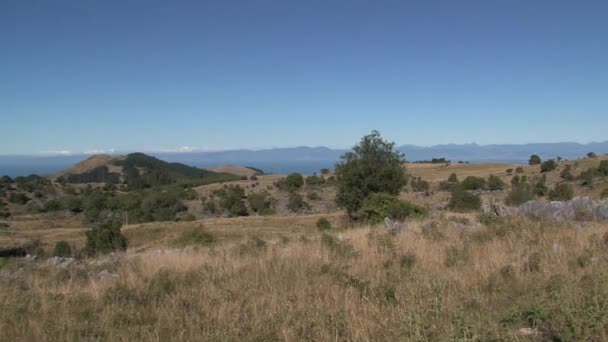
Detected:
left=2, top=216, right=608, bottom=340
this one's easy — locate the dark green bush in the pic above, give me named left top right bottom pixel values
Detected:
left=247, top=191, right=274, bottom=214
left=601, top=188, right=608, bottom=200
left=316, top=217, right=332, bottom=231
left=487, top=175, right=505, bottom=191
left=52, top=241, right=72, bottom=257
left=213, top=185, right=248, bottom=217
left=334, top=131, right=407, bottom=216
left=287, top=192, right=310, bottom=213
left=528, top=155, right=541, bottom=165
left=359, top=193, right=427, bottom=224
left=540, top=159, right=557, bottom=173
left=410, top=177, right=430, bottom=192
left=306, top=191, right=320, bottom=200
left=515, top=167, right=524, bottom=174
left=507, top=176, right=533, bottom=205
left=8, top=192, right=30, bottom=205
left=548, top=183, right=574, bottom=201
left=534, top=175, right=548, bottom=197
left=461, top=176, right=486, bottom=190
left=276, top=173, right=304, bottom=191
left=448, top=188, right=481, bottom=212
left=85, top=221, right=127, bottom=256
left=305, top=174, right=325, bottom=187
left=560, top=165, right=574, bottom=180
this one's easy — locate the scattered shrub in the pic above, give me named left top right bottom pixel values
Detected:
left=276, top=173, right=304, bottom=191
left=306, top=191, right=320, bottom=201
left=533, top=174, right=548, bottom=197
left=316, top=217, right=332, bottom=231
left=320, top=168, right=331, bottom=175
left=213, top=185, right=248, bottom=217
left=52, top=241, right=72, bottom=257
left=515, top=167, right=524, bottom=174
left=548, top=183, right=574, bottom=201
left=601, top=188, right=608, bottom=200
left=560, top=165, right=574, bottom=180
left=587, top=152, right=597, bottom=158
left=8, top=192, right=29, bottom=205
left=305, top=174, right=325, bottom=187
left=507, top=176, right=533, bottom=205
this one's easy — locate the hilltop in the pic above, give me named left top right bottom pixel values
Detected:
left=203, top=165, right=262, bottom=178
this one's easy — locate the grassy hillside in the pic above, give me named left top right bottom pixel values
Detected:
left=1, top=216, right=608, bottom=340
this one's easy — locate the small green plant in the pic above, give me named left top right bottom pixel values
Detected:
left=52, top=241, right=72, bottom=257
left=461, top=176, right=486, bottom=190
left=601, top=188, right=608, bottom=200
left=287, top=192, right=310, bottom=213
left=560, top=165, right=574, bottom=181
left=515, top=167, right=524, bottom=174
left=534, top=174, right=548, bottom=197
left=316, top=217, right=332, bottom=231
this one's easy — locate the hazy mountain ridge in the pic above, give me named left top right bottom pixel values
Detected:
left=1, top=142, right=607, bottom=177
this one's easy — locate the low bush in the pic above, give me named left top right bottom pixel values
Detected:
left=359, top=193, right=427, bottom=224
left=410, top=177, right=430, bottom=192
left=247, top=191, right=274, bottom=215
left=287, top=192, right=310, bottom=213
left=173, top=227, right=216, bottom=247
left=276, top=173, right=304, bottom=191
left=461, top=176, right=486, bottom=191
left=448, top=188, right=481, bottom=212
left=601, top=188, right=608, bottom=200
left=52, top=241, right=72, bottom=257
left=540, top=159, right=557, bottom=173
left=316, top=217, right=332, bottom=231
left=487, top=175, right=505, bottom=191
left=85, top=221, right=128, bottom=256
left=548, top=183, right=574, bottom=201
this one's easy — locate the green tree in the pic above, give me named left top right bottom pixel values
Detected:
left=534, top=174, right=548, bottom=197
left=529, top=155, right=542, bottom=165
left=247, top=191, right=275, bottom=215
left=85, top=221, right=128, bottom=256
left=287, top=192, right=310, bottom=213
left=335, top=131, right=407, bottom=216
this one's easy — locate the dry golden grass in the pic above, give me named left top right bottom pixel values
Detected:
left=2, top=216, right=608, bottom=340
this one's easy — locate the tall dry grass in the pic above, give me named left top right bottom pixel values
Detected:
left=2, top=217, right=608, bottom=341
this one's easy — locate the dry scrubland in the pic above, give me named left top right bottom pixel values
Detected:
left=2, top=216, right=608, bottom=341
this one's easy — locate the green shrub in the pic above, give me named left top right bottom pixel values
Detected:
left=448, top=188, right=481, bottom=212
left=359, top=193, right=427, bottom=224
left=213, top=185, right=248, bottom=217
left=320, top=168, right=331, bottom=175
left=487, top=175, right=505, bottom=191
left=528, top=154, right=541, bottom=165
left=461, top=176, right=486, bottom=191
left=534, top=174, right=548, bottom=197
left=548, top=183, right=574, bottom=201
left=507, top=176, right=533, bottom=205
left=540, top=159, right=557, bottom=173
left=410, top=177, right=430, bottom=192
left=8, top=192, right=29, bottom=205
left=334, top=130, right=407, bottom=216
left=85, top=221, right=128, bottom=256
left=601, top=188, right=608, bottom=200
left=560, top=165, right=574, bottom=180
left=599, top=160, right=608, bottom=176
left=505, top=168, right=513, bottom=174
left=587, top=152, right=597, bottom=158
left=287, top=192, right=310, bottom=213
left=305, top=174, right=325, bottom=187
left=247, top=191, right=274, bottom=214
left=515, top=167, right=524, bottom=173
left=276, top=173, right=304, bottom=191
left=52, top=241, right=72, bottom=257
left=316, top=217, right=332, bottom=231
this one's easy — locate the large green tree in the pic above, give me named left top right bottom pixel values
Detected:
left=335, top=130, right=407, bottom=216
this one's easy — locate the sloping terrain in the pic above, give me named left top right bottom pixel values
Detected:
left=203, top=165, right=260, bottom=177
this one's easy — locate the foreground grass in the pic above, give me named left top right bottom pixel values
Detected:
left=2, top=217, right=608, bottom=341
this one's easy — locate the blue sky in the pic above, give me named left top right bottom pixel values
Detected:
left=1, top=0, right=607, bottom=155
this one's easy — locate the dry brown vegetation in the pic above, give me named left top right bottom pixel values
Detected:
left=2, top=216, right=608, bottom=340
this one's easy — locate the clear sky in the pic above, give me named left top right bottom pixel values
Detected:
left=2, top=0, right=607, bottom=155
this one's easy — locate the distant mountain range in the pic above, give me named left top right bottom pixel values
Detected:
left=1, top=141, right=607, bottom=177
